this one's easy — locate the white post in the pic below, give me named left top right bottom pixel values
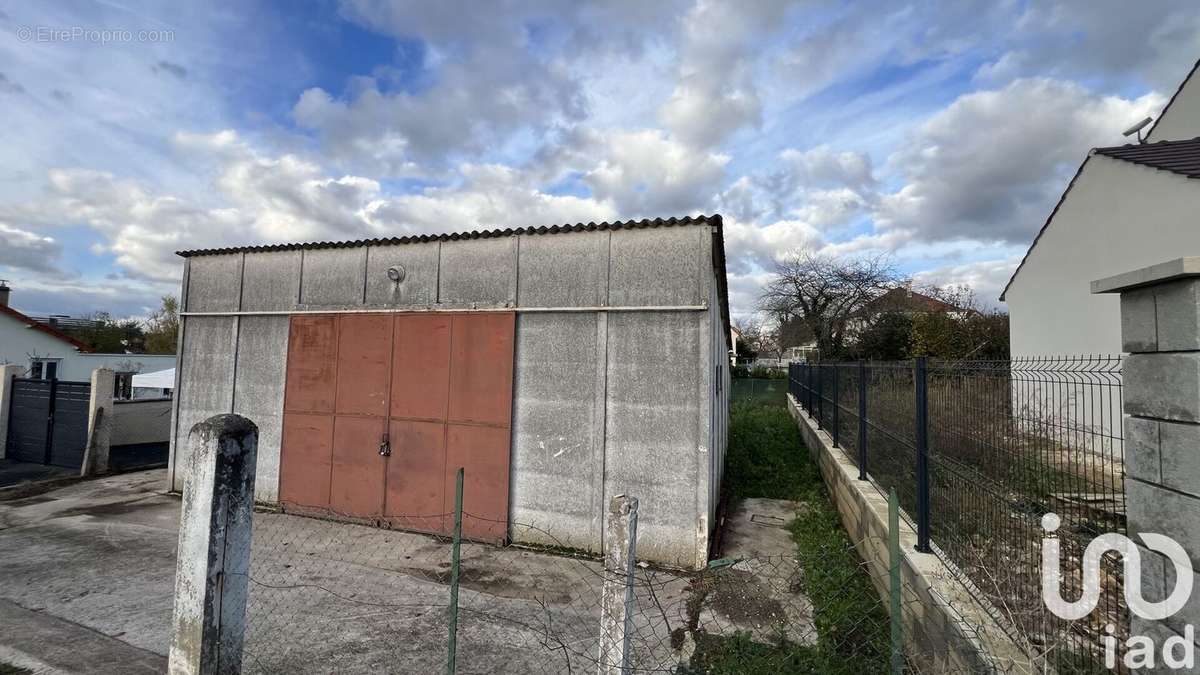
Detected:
left=598, top=494, right=638, bottom=675
left=81, top=368, right=115, bottom=476
left=0, top=363, right=24, bottom=460
left=168, top=414, right=258, bottom=675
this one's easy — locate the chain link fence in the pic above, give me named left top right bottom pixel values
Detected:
left=218, top=481, right=1002, bottom=673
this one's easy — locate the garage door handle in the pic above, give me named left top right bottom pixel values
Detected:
left=379, top=434, right=391, bottom=457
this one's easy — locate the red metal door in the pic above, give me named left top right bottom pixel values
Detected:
left=280, top=316, right=338, bottom=511
left=385, top=314, right=452, bottom=531
left=281, top=311, right=514, bottom=541
left=447, top=313, right=515, bottom=542
left=329, top=314, right=392, bottom=517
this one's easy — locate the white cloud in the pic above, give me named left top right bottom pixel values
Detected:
left=912, top=256, right=1022, bottom=309
left=878, top=78, right=1165, bottom=243
left=0, top=222, right=61, bottom=273
left=659, top=0, right=796, bottom=148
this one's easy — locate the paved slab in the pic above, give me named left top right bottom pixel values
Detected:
left=0, top=469, right=695, bottom=673
left=0, top=459, right=74, bottom=489
left=0, top=599, right=165, bottom=674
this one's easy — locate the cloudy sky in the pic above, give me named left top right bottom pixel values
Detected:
left=0, top=1, right=1196, bottom=321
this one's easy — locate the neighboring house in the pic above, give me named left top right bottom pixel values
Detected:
left=729, top=325, right=740, bottom=365
left=0, top=282, right=175, bottom=395
left=170, top=215, right=731, bottom=569
left=860, top=285, right=970, bottom=320
left=1002, top=58, right=1200, bottom=356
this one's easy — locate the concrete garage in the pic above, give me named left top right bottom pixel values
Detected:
left=168, top=215, right=731, bottom=568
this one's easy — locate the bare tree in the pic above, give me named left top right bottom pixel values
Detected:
left=758, top=250, right=897, bottom=358
left=732, top=318, right=779, bottom=360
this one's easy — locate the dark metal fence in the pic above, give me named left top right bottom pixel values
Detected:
left=789, top=356, right=1125, bottom=673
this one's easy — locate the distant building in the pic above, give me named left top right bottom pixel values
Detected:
left=1002, top=58, right=1200, bottom=356
left=0, top=281, right=175, bottom=396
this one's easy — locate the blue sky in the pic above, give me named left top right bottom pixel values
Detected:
left=0, top=0, right=1197, bottom=320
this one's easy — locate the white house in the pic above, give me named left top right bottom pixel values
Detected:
left=0, top=283, right=175, bottom=393
left=1002, top=58, right=1200, bottom=356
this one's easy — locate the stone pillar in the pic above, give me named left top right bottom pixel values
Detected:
left=0, top=363, right=24, bottom=460
left=168, top=414, right=258, bottom=675
left=1093, top=258, right=1200, bottom=649
left=81, top=368, right=115, bottom=476
left=598, top=494, right=638, bottom=675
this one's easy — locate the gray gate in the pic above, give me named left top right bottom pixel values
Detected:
left=5, top=378, right=92, bottom=468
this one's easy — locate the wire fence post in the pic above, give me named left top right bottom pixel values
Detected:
left=831, top=365, right=840, bottom=447
left=598, top=495, right=638, bottom=675
left=447, top=467, right=464, bottom=674
left=888, top=488, right=904, bottom=675
left=858, top=360, right=868, bottom=480
left=913, top=357, right=931, bottom=553
left=816, top=365, right=824, bottom=430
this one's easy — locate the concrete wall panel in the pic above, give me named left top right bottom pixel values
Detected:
left=112, top=399, right=172, bottom=446
left=186, top=254, right=242, bottom=312
left=300, top=248, right=367, bottom=306
left=171, top=317, right=237, bottom=491
left=365, top=242, right=439, bottom=307
left=516, top=232, right=607, bottom=308
left=241, top=251, right=301, bottom=311
left=233, top=316, right=289, bottom=502
left=603, top=311, right=702, bottom=567
left=608, top=228, right=702, bottom=307
left=438, top=237, right=516, bottom=306
left=509, top=313, right=602, bottom=551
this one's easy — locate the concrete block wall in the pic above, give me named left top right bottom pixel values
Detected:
left=171, top=222, right=729, bottom=568
left=1093, top=258, right=1200, bottom=646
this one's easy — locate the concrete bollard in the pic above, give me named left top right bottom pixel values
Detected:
left=81, top=368, right=115, bottom=476
left=0, top=363, right=23, bottom=460
left=598, top=494, right=638, bottom=675
left=168, top=414, right=258, bottom=675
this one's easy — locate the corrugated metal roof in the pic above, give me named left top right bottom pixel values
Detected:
left=1094, top=137, right=1200, bottom=179
left=175, top=215, right=719, bottom=257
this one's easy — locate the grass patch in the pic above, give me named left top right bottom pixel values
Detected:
left=684, top=401, right=892, bottom=673
left=0, top=664, right=33, bottom=675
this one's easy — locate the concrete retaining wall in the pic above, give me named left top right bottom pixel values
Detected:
left=171, top=222, right=730, bottom=568
left=786, top=394, right=1040, bottom=673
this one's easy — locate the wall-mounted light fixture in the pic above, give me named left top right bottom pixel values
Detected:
left=386, top=265, right=406, bottom=283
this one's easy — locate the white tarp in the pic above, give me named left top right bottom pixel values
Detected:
left=131, top=367, right=175, bottom=390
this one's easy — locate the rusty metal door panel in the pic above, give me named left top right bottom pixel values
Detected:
left=329, top=416, right=386, bottom=517
left=284, top=315, right=338, bottom=414
left=447, top=313, right=515, bottom=427
left=390, top=314, right=451, bottom=421
left=279, top=413, right=333, bottom=510
left=445, top=424, right=511, bottom=543
left=335, top=314, right=393, bottom=417
left=384, top=419, right=446, bottom=531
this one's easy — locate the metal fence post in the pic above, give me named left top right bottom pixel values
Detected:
left=914, top=357, right=931, bottom=553
left=167, top=414, right=258, bottom=675
left=858, top=360, right=868, bottom=480
left=831, top=365, right=840, bottom=447
left=888, top=488, right=904, bottom=675
left=447, top=467, right=464, bottom=675
left=816, top=365, right=824, bottom=430
left=598, top=494, right=638, bottom=675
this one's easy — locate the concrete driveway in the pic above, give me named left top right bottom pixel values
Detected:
left=0, top=470, right=700, bottom=674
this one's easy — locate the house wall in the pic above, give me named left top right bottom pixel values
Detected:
left=1147, top=67, right=1200, bottom=143
left=0, top=314, right=174, bottom=381
left=0, top=314, right=83, bottom=373
left=171, top=224, right=728, bottom=568
left=1007, top=155, right=1200, bottom=357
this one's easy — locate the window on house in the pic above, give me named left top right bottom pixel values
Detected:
left=29, top=359, right=60, bottom=380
